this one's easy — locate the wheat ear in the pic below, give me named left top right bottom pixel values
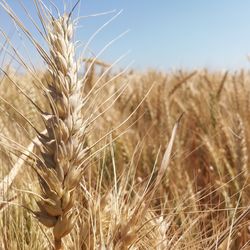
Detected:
left=34, top=13, right=88, bottom=249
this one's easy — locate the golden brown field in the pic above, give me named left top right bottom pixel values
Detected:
left=0, top=1, right=249, bottom=250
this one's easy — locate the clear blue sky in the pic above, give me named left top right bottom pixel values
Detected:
left=1, top=0, right=250, bottom=70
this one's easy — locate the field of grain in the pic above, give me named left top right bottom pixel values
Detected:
left=0, top=1, right=249, bottom=250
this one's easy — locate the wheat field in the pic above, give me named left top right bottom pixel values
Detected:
left=0, top=1, right=249, bottom=250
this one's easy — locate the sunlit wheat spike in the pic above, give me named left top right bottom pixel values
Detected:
left=33, top=11, right=89, bottom=250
